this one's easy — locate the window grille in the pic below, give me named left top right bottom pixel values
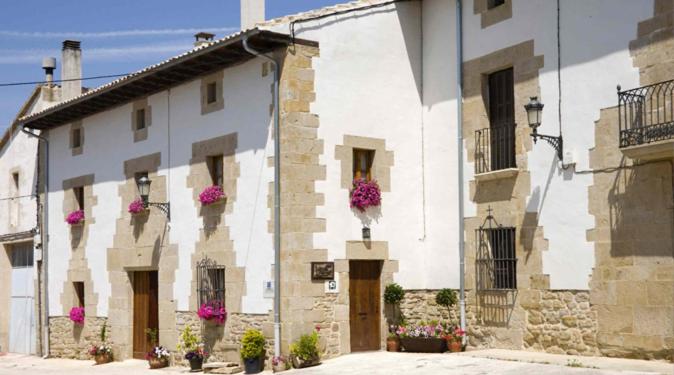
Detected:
left=196, top=257, right=225, bottom=307
left=476, top=208, right=517, bottom=291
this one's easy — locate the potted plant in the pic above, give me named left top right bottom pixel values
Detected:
left=145, top=329, right=170, bottom=369
left=69, top=306, right=85, bottom=325
left=128, top=198, right=148, bottom=215
left=199, top=185, right=225, bottom=206
left=241, top=329, right=266, bottom=374
left=435, top=288, right=457, bottom=318
left=384, top=283, right=404, bottom=352
left=271, top=356, right=290, bottom=373
left=179, top=326, right=208, bottom=371
left=66, top=209, right=85, bottom=225
left=445, top=327, right=465, bottom=353
left=397, top=321, right=449, bottom=353
left=289, top=327, right=320, bottom=368
left=88, top=323, right=113, bottom=364
left=349, top=179, right=381, bottom=212
left=197, top=301, right=227, bottom=325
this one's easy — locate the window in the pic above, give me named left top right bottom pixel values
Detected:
left=10, top=243, right=33, bottom=268
left=136, top=108, right=146, bottom=130
left=208, top=155, right=224, bottom=187
left=488, top=0, right=505, bottom=9
left=476, top=226, right=517, bottom=291
left=11, top=172, right=19, bottom=194
left=196, top=258, right=225, bottom=306
left=74, top=186, right=84, bottom=210
left=481, top=68, right=516, bottom=172
left=206, top=82, right=217, bottom=104
left=353, top=149, right=374, bottom=181
left=73, top=282, right=85, bottom=308
left=72, top=128, right=82, bottom=148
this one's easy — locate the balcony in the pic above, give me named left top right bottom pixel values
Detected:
left=618, top=79, right=674, bottom=160
left=474, top=122, right=518, bottom=181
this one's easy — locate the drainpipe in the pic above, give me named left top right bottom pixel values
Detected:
left=242, top=35, right=282, bottom=358
left=21, top=126, right=49, bottom=358
left=455, top=0, right=467, bottom=341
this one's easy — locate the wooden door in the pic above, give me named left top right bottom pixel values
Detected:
left=349, top=260, right=382, bottom=352
left=488, top=68, right=516, bottom=170
left=132, top=271, right=158, bottom=359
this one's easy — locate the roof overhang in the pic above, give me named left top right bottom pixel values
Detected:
left=19, top=29, right=317, bottom=130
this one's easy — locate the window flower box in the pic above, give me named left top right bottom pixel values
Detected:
left=350, top=179, right=381, bottom=212
left=197, top=301, right=227, bottom=325
left=399, top=337, right=446, bottom=353
left=199, top=185, right=225, bottom=206
left=66, top=210, right=85, bottom=226
left=69, top=306, right=85, bottom=325
left=128, top=198, right=149, bottom=215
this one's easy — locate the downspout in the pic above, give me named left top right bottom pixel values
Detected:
left=21, top=126, right=49, bottom=358
left=242, top=36, right=282, bottom=358
left=455, top=0, right=467, bottom=340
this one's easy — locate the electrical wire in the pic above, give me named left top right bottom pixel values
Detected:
left=0, top=73, right=129, bottom=88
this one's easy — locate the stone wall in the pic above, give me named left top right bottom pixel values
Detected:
left=49, top=316, right=107, bottom=359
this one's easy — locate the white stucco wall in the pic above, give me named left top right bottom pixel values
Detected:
left=0, top=129, right=38, bottom=236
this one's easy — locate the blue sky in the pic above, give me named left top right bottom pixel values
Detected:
left=0, top=0, right=344, bottom=132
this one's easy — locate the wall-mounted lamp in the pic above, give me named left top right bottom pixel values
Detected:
left=137, top=176, right=170, bottom=220
left=524, top=96, right=563, bottom=160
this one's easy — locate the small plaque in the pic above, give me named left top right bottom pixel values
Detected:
left=263, top=281, right=274, bottom=298
left=325, top=278, right=339, bottom=294
left=311, top=262, right=335, bottom=280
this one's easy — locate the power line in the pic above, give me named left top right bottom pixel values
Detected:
left=0, top=73, right=130, bottom=88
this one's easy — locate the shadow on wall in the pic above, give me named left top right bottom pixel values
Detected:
left=476, top=290, right=517, bottom=327
left=607, top=158, right=674, bottom=258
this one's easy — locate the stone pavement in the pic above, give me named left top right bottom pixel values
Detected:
left=0, top=350, right=671, bottom=375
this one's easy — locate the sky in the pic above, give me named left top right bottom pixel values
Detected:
left=0, top=0, right=345, bottom=132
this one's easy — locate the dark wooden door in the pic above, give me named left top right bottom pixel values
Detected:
left=349, top=260, right=382, bottom=352
left=132, top=271, right=158, bottom=359
left=488, top=68, right=516, bottom=170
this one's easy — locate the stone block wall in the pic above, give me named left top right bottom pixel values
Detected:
left=49, top=316, right=107, bottom=359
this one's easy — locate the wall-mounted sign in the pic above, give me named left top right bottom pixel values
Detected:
left=311, top=262, right=335, bottom=281
left=325, top=277, right=339, bottom=294
left=263, top=280, right=274, bottom=298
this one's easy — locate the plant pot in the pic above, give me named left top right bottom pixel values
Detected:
left=148, top=357, right=169, bottom=369
left=399, top=337, right=447, bottom=353
left=94, top=352, right=112, bottom=364
left=189, top=356, right=204, bottom=371
left=243, top=356, right=264, bottom=374
left=272, top=363, right=288, bottom=373
left=447, top=339, right=462, bottom=353
left=290, top=354, right=320, bottom=369
left=386, top=337, right=400, bottom=352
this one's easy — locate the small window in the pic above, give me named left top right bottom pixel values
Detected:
left=477, top=226, right=517, bottom=291
left=74, top=186, right=84, bottom=210
left=10, top=243, right=33, bottom=268
left=196, top=258, right=225, bottom=307
left=72, top=128, right=82, bottom=148
left=73, top=282, right=85, bottom=308
left=353, top=149, right=374, bottom=181
left=488, top=0, right=505, bottom=9
left=206, top=82, right=217, bottom=104
left=11, top=172, right=19, bottom=195
left=208, top=155, right=224, bottom=187
left=136, top=108, right=146, bottom=130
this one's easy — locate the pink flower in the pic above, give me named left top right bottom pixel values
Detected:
left=128, top=198, right=145, bottom=214
left=349, top=179, right=381, bottom=212
left=69, top=306, right=85, bottom=325
left=66, top=210, right=85, bottom=225
left=197, top=301, right=227, bottom=325
left=199, top=186, right=225, bottom=206
left=315, top=325, right=321, bottom=332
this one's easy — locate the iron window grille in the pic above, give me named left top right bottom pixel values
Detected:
left=196, top=257, right=225, bottom=307
left=476, top=209, right=517, bottom=291
left=475, top=122, right=517, bottom=174
left=618, top=79, right=674, bottom=148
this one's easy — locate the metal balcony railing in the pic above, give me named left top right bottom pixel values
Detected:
left=475, top=122, right=517, bottom=174
left=618, top=79, right=674, bottom=148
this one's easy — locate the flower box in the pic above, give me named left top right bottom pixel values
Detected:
left=66, top=210, right=85, bottom=226
left=350, top=179, right=381, bottom=212
left=69, top=306, right=85, bottom=325
left=400, top=337, right=446, bottom=353
left=128, top=199, right=149, bottom=215
left=199, top=186, right=226, bottom=206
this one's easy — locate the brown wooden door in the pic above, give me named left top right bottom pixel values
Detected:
left=132, top=271, right=158, bottom=359
left=349, top=260, right=382, bottom=352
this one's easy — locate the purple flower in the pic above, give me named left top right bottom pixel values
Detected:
left=128, top=199, right=145, bottom=214
left=349, top=179, right=382, bottom=212
left=199, top=186, right=225, bottom=206
left=66, top=210, right=85, bottom=225
left=69, top=306, right=85, bottom=325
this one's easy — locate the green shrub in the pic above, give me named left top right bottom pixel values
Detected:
left=240, top=329, right=266, bottom=360
left=384, top=283, right=405, bottom=305
left=436, top=289, right=458, bottom=316
left=177, top=326, right=199, bottom=353
left=289, top=331, right=319, bottom=361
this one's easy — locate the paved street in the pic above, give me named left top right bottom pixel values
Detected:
left=0, top=351, right=671, bottom=375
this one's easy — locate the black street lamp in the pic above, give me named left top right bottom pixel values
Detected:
left=524, top=96, right=563, bottom=161
left=137, top=176, right=170, bottom=220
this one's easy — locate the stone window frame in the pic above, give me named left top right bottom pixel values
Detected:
left=200, top=70, right=224, bottom=115
left=335, top=135, right=394, bottom=192
left=131, top=98, right=152, bottom=143
left=69, top=121, right=84, bottom=156
left=474, top=0, right=512, bottom=28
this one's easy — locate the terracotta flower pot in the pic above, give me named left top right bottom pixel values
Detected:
left=94, top=352, right=112, bottom=364
left=448, top=339, right=462, bottom=353
left=386, top=337, right=400, bottom=352
left=148, top=357, right=169, bottom=369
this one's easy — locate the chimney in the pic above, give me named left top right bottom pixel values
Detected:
left=194, top=32, right=215, bottom=48
left=42, top=57, right=56, bottom=87
left=241, top=0, right=265, bottom=30
left=61, top=40, right=82, bottom=100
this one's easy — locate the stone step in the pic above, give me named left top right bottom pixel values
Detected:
left=203, top=362, right=242, bottom=374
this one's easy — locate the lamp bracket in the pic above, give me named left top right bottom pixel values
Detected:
left=531, top=132, right=563, bottom=161
left=143, top=199, right=170, bottom=220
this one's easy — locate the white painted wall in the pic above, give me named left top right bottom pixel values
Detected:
left=0, top=129, right=38, bottom=236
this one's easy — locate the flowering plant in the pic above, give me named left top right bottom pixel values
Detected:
left=197, top=301, right=227, bottom=325
left=184, top=343, right=209, bottom=361
left=199, top=185, right=225, bottom=205
left=69, top=306, right=85, bottom=325
left=446, top=327, right=466, bottom=342
left=66, top=210, right=85, bottom=225
left=272, top=355, right=288, bottom=366
left=349, top=179, right=381, bottom=212
left=128, top=199, right=146, bottom=214
left=395, top=321, right=450, bottom=339
left=145, top=346, right=170, bottom=361
left=88, top=344, right=112, bottom=356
